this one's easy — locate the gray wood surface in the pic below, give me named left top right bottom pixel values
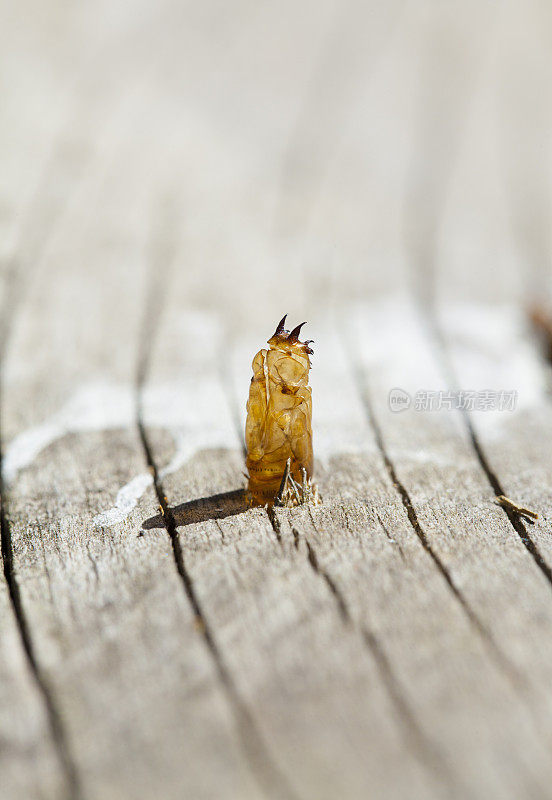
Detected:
left=140, top=299, right=440, bottom=799
left=2, top=1, right=552, bottom=798
left=1, top=101, right=266, bottom=800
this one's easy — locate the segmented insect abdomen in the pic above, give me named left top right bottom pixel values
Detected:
left=245, top=317, right=313, bottom=504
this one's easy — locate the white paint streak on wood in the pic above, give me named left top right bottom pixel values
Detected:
left=3, top=382, right=133, bottom=484
left=92, top=471, right=153, bottom=527
left=5, top=371, right=240, bottom=526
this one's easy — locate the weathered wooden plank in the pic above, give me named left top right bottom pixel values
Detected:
left=132, top=8, right=464, bottom=793
left=345, top=296, right=552, bottom=753
left=1, top=90, right=264, bottom=799
left=0, top=554, right=66, bottom=798
left=1, top=3, right=403, bottom=795
left=405, top=0, right=552, bottom=750
left=141, top=308, right=442, bottom=800
left=136, top=4, right=552, bottom=792
left=230, top=318, right=552, bottom=798
left=0, top=12, right=121, bottom=794
left=440, top=303, right=552, bottom=682
left=3, top=0, right=552, bottom=795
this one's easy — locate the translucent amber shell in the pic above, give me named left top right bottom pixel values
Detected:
left=245, top=318, right=313, bottom=505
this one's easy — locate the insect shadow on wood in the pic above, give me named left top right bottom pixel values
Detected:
left=141, top=488, right=249, bottom=531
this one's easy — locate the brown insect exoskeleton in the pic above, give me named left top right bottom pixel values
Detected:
left=245, top=315, right=317, bottom=507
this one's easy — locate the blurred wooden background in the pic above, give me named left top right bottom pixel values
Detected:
left=1, top=1, right=552, bottom=798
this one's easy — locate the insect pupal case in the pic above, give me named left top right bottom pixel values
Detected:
left=245, top=315, right=314, bottom=505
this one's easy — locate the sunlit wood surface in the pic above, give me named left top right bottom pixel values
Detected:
left=1, top=1, right=552, bottom=797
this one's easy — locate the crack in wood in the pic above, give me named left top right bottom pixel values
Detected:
left=427, top=317, right=552, bottom=591
left=0, top=499, right=81, bottom=800
left=302, top=535, right=350, bottom=624
left=347, top=351, right=524, bottom=690
left=360, top=625, right=455, bottom=788
left=467, top=423, right=552, bottom=585
left=224, top=328, right=455, bottom=793
left=225, top=332, right=455, bottom=789
left=0, top=122, right=97, bottom=798
left=266, top=506, right=283, bottom=544
left=136, top=226, right=300, bottom=800
left=136, top=416, right=300, bottom=800
left=286, top=517, right=456, bottom=790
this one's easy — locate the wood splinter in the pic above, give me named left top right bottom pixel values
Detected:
left=496, top=495, right=538, bottom=521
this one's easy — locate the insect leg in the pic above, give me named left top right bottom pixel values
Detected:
left=274, top=458, right=291, bottom=507
left=288, top=474, right=302, bottom=505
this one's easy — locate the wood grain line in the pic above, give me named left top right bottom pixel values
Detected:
left=137, top=423, right=300, bottom=800
left=228, top=347, right=455, bottom=792
left=135, top=231, right=299, bottom=800
left=0, top=504, right=80, bottom=800
left=0, top=225, right=80, bottom=797
left=0, top=82, right=103, bottom=798
left=267, top=506, right=458, bottom=790
left=429, top=317, right=552, bottom=589
left=344, top=331, right=526, bottom=692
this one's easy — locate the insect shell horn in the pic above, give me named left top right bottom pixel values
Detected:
left=273, top=314, right=288, bottom=337
left=287, top=322, right=307, bottom=343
